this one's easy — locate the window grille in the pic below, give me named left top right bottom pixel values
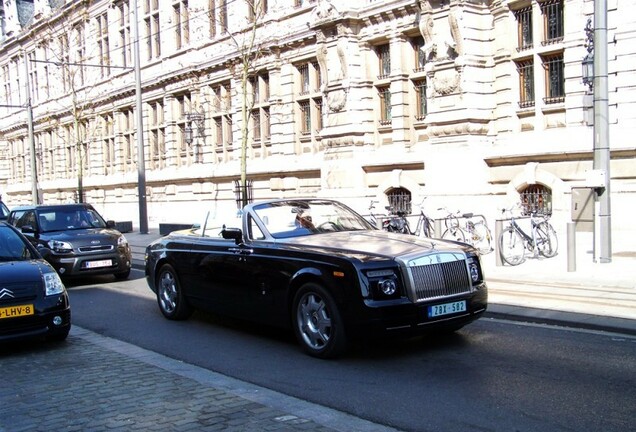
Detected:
left=541, top=0, right=564, bottom=45
left=520, top=185, right=552, bottom=216
left=414, top=79, right=427, bottom=119
left=514, top=7, right=533, bottom=51
left=516, top=59, right=535, bottom=108
left=378, top=86, right=392, bottom=124
left=377, top=44, right=391, bottom=79
left=386, top=188, right=412, bottom=214
left=542, top=54, right=564, bottom=104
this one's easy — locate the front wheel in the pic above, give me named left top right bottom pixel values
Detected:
left=442, top=226, right=466, bottom=243
left=535, top=222, right=558, bottom=258
left=498, top=226, right=525, bottom=266
left=156, top=263, right=193, bottom=320
left=292, top=283, right=347, bottom=359
left=471, top=223, right=493, bottom=255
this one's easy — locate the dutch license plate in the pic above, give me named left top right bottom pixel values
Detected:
left=0, top=304, right=35, bottom=319
left=428, top=300, right=467, bottom=318
left=86, top=259, right=112, bottom=269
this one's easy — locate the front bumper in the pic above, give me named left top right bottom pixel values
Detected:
left=347, top=284, right=488, bottom=339
left=0, top=294, right=71, bottom=342
left=48, top=246, right=132, bottom=277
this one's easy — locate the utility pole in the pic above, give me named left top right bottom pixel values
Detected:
left=23, top=52, right=39, bottom=204
left=593, top=0, right=611, bottom=262
left=132, top=0, right=148, bottom=234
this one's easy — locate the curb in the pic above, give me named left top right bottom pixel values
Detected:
left=485, top=304, right=636, bottom=336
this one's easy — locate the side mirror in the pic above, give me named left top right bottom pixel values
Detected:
left=221, top=227, right=243, bottom=245
left=106, top=220, right=116, bottom=228
left=21, top=225, right=37, bottom=234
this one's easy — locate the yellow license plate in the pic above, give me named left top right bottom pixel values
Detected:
left=0, top=304, right=35, bottom=319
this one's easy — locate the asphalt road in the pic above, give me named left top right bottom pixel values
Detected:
left=66, top=270, right=636, bottom=432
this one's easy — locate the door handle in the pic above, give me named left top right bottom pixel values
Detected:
left=229, top=247, right=253, bottom=255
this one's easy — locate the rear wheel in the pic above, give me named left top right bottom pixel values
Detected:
left=292, top=283, right=347, bottom=359
left=499, top=226, right=525, bottom=266
left=156, top=264, right=193, bottom=320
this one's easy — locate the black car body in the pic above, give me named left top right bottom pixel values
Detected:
left=8, top=203, right=132, bottom=280
left=145, top=199, right=487, bottom=358
left=0, top=222, right=71, bottom=342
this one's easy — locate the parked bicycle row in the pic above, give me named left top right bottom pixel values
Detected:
left=366, top=200, right=559, bottom=265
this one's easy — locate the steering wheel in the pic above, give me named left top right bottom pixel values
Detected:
left=317, top=221, right=339, bottom=232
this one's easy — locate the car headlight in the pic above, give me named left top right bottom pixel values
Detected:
left=118, top=235, right=128, bottom=247
left=44, top=272, right=66, bottom=296
left=366, top=269, right=402, bottom=300
left=49, top=240, right=73, bottom=253
left=466, top=256, right=483, bottom=284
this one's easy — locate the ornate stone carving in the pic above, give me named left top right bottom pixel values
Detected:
left=326, top=88, right=347, bottom=112
left=418, top=0, right=437, bottom=60
left=432, top=71, right=461, bottom=96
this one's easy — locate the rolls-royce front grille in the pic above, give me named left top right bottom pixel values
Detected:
left=409, top=259, right=471, bottom=302
left=78, top=245, right=114, bottom=253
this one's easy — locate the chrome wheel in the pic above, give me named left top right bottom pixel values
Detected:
left=156, top=264, right=192, bottom=320
left=293, top=283, right=347, bottom=358
left=297, top=292, right=332, bottom=349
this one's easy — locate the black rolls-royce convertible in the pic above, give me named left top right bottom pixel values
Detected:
left=145, top=198, right=487, bottom=358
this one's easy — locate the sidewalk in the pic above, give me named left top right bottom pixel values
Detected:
left=124, top=229, right=636, bottom=335
left=1, top=326, right=397, bottom=432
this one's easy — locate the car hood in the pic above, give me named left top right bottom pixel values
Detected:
left=0, top=260, right=51, bottom=284
left=277, top=230, right=471, bottom=260
left=41, top=228, right=123, bottom=245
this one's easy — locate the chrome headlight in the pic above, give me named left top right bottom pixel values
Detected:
left=48, top=240, right=73, bottom=253
left=44, top=272, right=66, bottom=296
left=118, top=235, right=129, bottom=247
left=366, top=269, right=402, bottom=300
left=466, top=256, right=482, bottom=284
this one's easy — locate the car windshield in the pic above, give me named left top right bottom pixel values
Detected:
left=38, top=208, right=107, bottom=232
left=253, top=200, right=375, bottom=239
left=0, top=226, right=35, bottom=261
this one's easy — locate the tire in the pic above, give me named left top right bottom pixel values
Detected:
left=498, top=226, right=525, bottom=266
left=156, top=263, right=193, bottom=320
left=292, top=283, right=347, bottom=359
left=535, top=221, right=558, bottom=258
left=114, top=269, right=131, bottom=280
left=471, top=223, right=493, bottom=255
left=442, top=226, right=466, bottom=243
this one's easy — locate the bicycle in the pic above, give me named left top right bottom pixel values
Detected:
left=367, top=200, right=409, bottom=233
left=498, top=206, right=558, bottom=266
left=410, top=198, right=435, bottom=238
left=438, top=208, right=493, bottom=254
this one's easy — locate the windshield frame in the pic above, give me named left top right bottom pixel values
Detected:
left=251, top=199, right=375, bottom=240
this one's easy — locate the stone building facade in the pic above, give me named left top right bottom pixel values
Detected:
left=0, top=0, right=634, bottom=249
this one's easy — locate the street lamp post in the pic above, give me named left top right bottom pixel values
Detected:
left=132, top=0, right=148, bottom=234
left=584, top=3, right=612, bottom=263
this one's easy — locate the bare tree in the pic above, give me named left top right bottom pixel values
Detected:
left=28, top=2, right=106, bottom=203
left=211, top=0, right=274, bottom=208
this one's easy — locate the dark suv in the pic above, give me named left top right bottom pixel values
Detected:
left=8, top=203, right=132, bottom=280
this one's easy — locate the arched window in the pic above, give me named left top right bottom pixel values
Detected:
left=520, top=184, right=552, bottom=216
left=386, top=187, right=412, bottom=214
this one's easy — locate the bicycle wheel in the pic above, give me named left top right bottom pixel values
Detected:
left=498, top=226, right=525, bottom=266
left=535, top=221, right=558, bottom=258
left=471, top=222, right=493, bottom=255
left=418, top=216, right=435, bottom=238
left=442, top=226, right=466, bottom=243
